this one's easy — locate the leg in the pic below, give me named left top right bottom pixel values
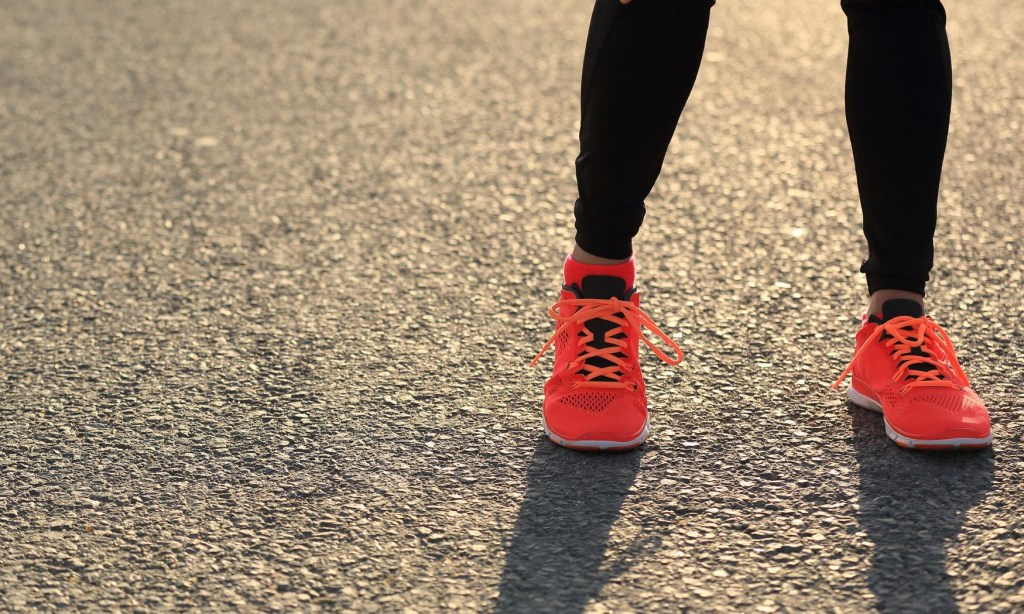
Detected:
left=533, top=0, right=710, bottom=450
left=573, top=0, right=715, bottom=262
left=842, top=0, right=952, bottom=312
left=836, top=1, right=990, bottom=451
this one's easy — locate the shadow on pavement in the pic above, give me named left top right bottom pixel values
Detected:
left=495, top=437, right=651, bottom=613
left=850, top=404, right=996, bottom=613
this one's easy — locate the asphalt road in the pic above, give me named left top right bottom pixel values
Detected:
left=2, top=0, right=1023, bottom=611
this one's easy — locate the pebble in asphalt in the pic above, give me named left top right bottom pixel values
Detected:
left=1, top=0, right=1022, bottom=611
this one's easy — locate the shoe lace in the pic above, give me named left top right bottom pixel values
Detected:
left=832, top=315, right=970, bottom=395
left=529, top=297, right=683, bottom=390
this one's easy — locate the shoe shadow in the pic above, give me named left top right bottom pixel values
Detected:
left=495, top=437, right=649, bottom=613
left=850, top=404, right=996, bottom=613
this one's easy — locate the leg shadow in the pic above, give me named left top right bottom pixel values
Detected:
left=495, top=437, right=647, bottom=613
left=851, top=404, right=995, bottom=613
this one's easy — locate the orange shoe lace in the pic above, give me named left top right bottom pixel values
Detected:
left=529, top=297, right=683, bottom=390
left=832, top=315, right=970, bottom=395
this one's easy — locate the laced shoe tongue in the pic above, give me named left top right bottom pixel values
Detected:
left=580, top=275, right=628, bottom=300
left=578, top=275, right=632, bottom=381
left=871, top=299, right=938, bottom=377
left=880, top=298, right=924, bottom=322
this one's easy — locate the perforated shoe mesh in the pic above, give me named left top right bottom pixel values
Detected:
left=918, top=393, right=972, bottom=414
left=562, top=391, right=620, bottom=414
left=880, top=385, right=989, bottom=434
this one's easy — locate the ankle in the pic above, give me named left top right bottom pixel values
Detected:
left=867, top=289, right=925, bottom=316
left=570, top=243, right=631, bottom=265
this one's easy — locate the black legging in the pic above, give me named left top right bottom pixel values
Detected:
left=573, top=0, right=951, bottom=296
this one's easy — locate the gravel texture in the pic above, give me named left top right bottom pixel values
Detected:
left=1, top=0, right=1022, bottom=611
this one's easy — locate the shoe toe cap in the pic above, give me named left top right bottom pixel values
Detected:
left=889, top=389, right=991, bottom=441
left=544, top=390, right=647, bottom=442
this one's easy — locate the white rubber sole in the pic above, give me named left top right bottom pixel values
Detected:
left=542, top=416, right=650, bottom=451
left=847, top=385, right=992, bottom=450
